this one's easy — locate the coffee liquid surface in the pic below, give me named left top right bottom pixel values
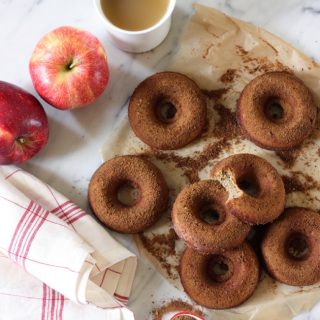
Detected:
left=101, top=0, right=170, bottom=31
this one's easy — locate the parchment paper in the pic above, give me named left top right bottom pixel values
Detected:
left=101, top=4, right=320, bottom=319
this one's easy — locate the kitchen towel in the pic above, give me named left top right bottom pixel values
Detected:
left=0, top=166, right=137, bottom=320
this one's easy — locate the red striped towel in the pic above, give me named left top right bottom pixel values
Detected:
left=0, top=166, right=137, bottom=320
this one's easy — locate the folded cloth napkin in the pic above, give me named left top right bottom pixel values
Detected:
left=0, top=166, right=137, bottom=320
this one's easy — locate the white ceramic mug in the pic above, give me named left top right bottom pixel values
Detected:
left=94, top=0, right=176, bottom=53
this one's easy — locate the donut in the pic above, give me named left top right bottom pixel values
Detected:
left=88, top=155, right=169, bottom=233
left=128, top=72, right=207, bottom=150
left=211, top=153, right=285, bottom=225
left=172, top=180, right=251, bottom=253
left=262, top=207, right=320, bottom=286
left=180, top=242, right=260, bottom=309
left=237, top=72, right=317, bottom=150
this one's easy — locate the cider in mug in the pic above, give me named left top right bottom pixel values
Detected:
left=100, top=0, right=170, bottom=31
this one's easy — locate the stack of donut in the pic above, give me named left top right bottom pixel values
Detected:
left=88, top=71, right=320, bottom=310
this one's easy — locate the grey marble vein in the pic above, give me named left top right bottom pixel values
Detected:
left=302, top=6, right=320, bottom=14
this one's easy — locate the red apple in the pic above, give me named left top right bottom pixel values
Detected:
left=29, top=26, right=109, bottom=110
left=0, top=81, right=49, bottom=164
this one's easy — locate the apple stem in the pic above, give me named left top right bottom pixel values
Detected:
left=17, top=137, right=26, bottom=145
left=67, top=59, right=78, bottom=70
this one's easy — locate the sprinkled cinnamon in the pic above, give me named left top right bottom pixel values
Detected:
left=142, top=139, right=230, bottom=184
left=282, top=172, right=320, bottom=193
left=202, top=88, right=229, bottom=100
left=220, top=68, right=239, bottom=83
left=276, top=149, right=301, bottom=169
left=139, top=228, right=180, bottom=279
left=212, top=104, right=243, bottom=140
left=236, top=45, right=248, bottom=56
left=282, top=175, right=306, bottom=193
left=236, top=45, right=292, bottom=75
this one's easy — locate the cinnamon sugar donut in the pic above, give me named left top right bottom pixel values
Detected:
left=237, top=72, right=317, bottom=150
left=128, top=72, right=207, bottom=150
left=262, top=207, right=320, bottom=286
left=172, top=180, right=251, bottom=253
left=88, top=155, right=169, bottom=233
left=180, top=242, right=260, bottom=309
left=211, top=153, right=285, bottom=225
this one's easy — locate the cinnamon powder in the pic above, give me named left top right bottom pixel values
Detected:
left=282, top=175, right=306, bottom=193
left=202, top=88, right=229, bottom=100
left=282, top=172, right=320, bottom=193
left=211, top=104, right=243, bottom=141
left=236, top=45, right=293, bottom=75
left=139, top=228, right=180, bottom=279
left=220, top=68, right=239, bottom=83
left=144, top=139, right=230, bottom=184
left=276, top=149, right=301, bottom=169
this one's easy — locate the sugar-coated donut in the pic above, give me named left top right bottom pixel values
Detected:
left=237, top=72, right=317, bottom=150
left=262, top=207, right=320, bottom=286
left=88, top=155, right=169, bottom=233
left=211, top=153, right=285, bottom=225
left=180, top=242, right=260, bottom=309
left=128, top=72, right=207, bottom=150
left=172, top=180, right=251, bottom=253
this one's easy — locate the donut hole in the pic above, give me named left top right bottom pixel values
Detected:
left=117, top=181, right=141, bottom=207
left=264, top=98, right=284, bottom=122
left=286, top=233, right=310, bottom=261
left=199, top=204, right=225, bottom=225
left=236, top=173, right=260, bottom=197
left=155, top=100, right=177, bottom=124
left=207, top=255, right=234, bottom=283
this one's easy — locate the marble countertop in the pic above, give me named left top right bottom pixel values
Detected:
left=1, top=0, right=320, bottom=319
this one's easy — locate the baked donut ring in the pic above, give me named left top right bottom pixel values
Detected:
left=211, top=153, right=285, bottom=225
left=180, top=242, right=260, bottom=309
left=128, top=72, right=207, bottom=150
left=172, top=180, right=251, bottom=253
left=88, top=155, right=169, bottom=233
left=237, top=72, right=317, bottom=150
left=262, top=207, right=320, bottom=286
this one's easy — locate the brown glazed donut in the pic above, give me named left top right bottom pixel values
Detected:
left=237, top=72, right=317, bottom=151
left=128, top=72, right=207, bottom=150
left=262, top=207, right=320, bottom=286
left=172, top=180, right=251, bottom=253
left=180, top=242, right=260, bottom=309
left=88, top=155, right=169, bottom=233
left=211, top=153, right=285, bottom=225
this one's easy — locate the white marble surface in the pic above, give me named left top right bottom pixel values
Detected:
left=1, top=0, right=320, bottom=319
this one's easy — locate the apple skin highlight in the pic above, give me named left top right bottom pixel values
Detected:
left=29, top=26, right=109, bottom=110
left=0, top=81, right=49, bottom=164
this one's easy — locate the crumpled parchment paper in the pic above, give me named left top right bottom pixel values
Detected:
left=101, top=4, right=320, bottom=319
